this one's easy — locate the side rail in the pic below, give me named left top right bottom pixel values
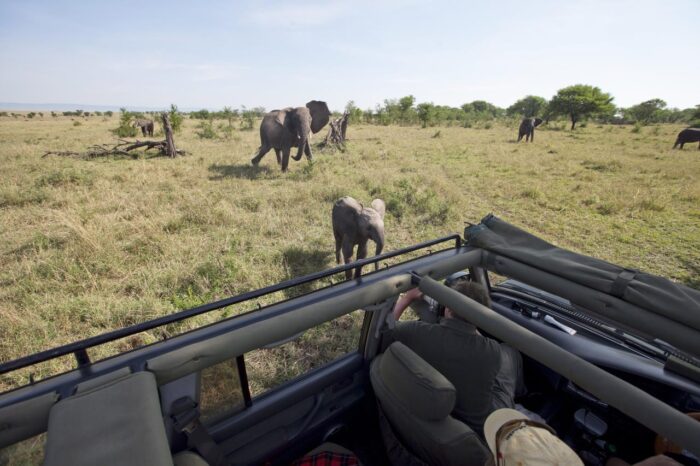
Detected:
left=0, top=243, right=481, bottom=450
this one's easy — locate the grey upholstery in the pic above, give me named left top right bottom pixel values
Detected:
left=44, top=371, right=173, bottom=466
left=370, top=342, right=490, bottom=466
left=173, top=451, right=210, bottom=466
left=0, top=390, right=58, bottom=447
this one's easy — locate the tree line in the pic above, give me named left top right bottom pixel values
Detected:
left=344, top=85, right=700, bottom=130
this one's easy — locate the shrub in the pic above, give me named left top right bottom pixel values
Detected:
left=168, top=104, right=184, bottom=132
left=195, top=120, right=217, bottom=139
left=73, top=121, right=82, bottom=127
left=240, top=107, right=256, bottom=130
left=105, top=110, right=114, bottom=117
left=27, top=112, right=36, bottom=119
left=631, top=122, right=642, bottom=133
left=113, top=108, right=138, bottom=137
left=0, top=111, right=8, bottom=117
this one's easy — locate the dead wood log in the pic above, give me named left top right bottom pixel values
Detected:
left=321, top=112, right=350, bottom=149
left=42, top=117, right=185, bottom=159
left=161, top=113, right=177, bottom=158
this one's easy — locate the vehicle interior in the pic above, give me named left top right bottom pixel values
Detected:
left=1, top=215, right=699, bottom=465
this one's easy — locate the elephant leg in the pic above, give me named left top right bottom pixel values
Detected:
left=274, top=149, right=282, bottom=165
left=517, top=132, right=523, bottom=142
left=342, top=238, right=355, bottom=280
left=281, top=147, right=291, bottom=172
left=141, top=127, right=147, bottom=137
left=334, top=231, right=342, bottom=264
left=251, top=143, right=272, bottom=165
left=354, top=240, right=368, bottom=279
left=529, top=130, right=534, bottom=142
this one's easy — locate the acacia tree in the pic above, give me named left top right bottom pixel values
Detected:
left=416, top=103, right=436, bottom=128
left=624, top=99, right=667, bottom=125
left=548, top=85, right=615, bottom=129
left=507, top=95, right=548, bottom=118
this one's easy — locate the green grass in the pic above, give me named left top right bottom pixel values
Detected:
left=0, top=114, right=699, bottom=397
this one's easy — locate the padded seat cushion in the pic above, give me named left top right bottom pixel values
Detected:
left=374, top=341, right=456, bottom=421
left=44, top=371, right=172, bottom=466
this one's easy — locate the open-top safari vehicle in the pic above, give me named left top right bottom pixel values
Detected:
left=1, top=215, right=699, bottom=465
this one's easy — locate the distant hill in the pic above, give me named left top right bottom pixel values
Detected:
left=0, top=102, right=195, bottom=112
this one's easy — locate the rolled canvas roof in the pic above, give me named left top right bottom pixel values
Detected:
left=465, top=214, right=700, bottom=333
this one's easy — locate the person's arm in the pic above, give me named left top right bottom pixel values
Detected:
left=392, top=287, right=424, bottom=321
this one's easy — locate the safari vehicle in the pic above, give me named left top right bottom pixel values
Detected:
left=1, top=215, right=699, bottom=465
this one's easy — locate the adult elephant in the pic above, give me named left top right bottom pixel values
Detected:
left=332, top=196, right=386, bottom=280
left=517, top=117, right=543, bottom=142
left=133, top=118, right=154, bottom=137
left=251, top=100, right=331, bottom=172
left=673, top=128, right=700, bottom=150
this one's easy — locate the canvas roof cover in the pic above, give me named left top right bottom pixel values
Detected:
left=465, top=215, right=700, bottom=335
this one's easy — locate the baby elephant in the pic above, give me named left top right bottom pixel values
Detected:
left=673, top=128, right=700, bottom=150
left=332, top=196, right=386, bottom=279
left=517, top=117, right=543, bottom=142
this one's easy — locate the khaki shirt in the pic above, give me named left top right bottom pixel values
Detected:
left=391, top=317, right=503, bottom=433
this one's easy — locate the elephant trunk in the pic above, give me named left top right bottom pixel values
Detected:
left=293, top=125, right=310, bottom=162
left=373, top=227, right=385, bottom=271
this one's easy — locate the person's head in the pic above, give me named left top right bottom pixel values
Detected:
left=484, top=408, right=583, bottom=466
left=443, top=275, right=490, bottom=320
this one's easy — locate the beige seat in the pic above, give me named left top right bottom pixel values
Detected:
left=43, top=370, right=210, bottom=466
left=370, top=342, right=491, bottom=466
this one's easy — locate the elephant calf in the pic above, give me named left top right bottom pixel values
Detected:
left=332, top=196, right=386, bottom=280
left=673, top=128, right=700, bottom=150
left=134, top=118, right=154, bottom=137
left=517, top=117, right=543, bottom=142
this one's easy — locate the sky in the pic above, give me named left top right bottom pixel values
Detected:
left=0, top=0, right=698, bottom=112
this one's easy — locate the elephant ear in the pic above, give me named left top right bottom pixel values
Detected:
left=306, top=100, right=331, bottom=134
left=534, top=118, right=543, bottom=127
left=371, top=199, right=386, bottom=219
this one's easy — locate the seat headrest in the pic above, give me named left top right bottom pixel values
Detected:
left=373, top=342, right=456, bottom=421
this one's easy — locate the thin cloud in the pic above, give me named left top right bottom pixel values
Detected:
left=246, top=2, right=349, bottom=27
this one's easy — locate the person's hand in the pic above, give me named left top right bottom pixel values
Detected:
left=403, top=287, right=424, bottom=302
left=393, top=287, right=425, bottom=320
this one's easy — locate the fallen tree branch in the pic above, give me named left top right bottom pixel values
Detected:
left=42, top=113, right=186, bottom=159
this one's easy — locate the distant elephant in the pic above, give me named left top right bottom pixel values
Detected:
left=673, top=128, right=700, bottom=150
left=251, top=100, right=331, bottom=172
left=517, top=117, right=543, bottom=142
left=133, top=118, right=154, bottom=137
left=332, top=196, right=386, bottom=279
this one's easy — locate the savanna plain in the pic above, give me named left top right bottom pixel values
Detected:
left=1, top=114, right=699, bottom=407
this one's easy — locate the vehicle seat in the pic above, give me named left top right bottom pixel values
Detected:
left=370, top=342, right=491, bottom=466
left=43, top=370, right=209, bottom=466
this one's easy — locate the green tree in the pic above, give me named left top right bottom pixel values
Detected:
left=113, top=107, right=138, bottom=137
left=168, top=104, right=184, bottom=132
left=623, top=99, right=667, bottom=125
left=507, top=95, right=548, bottom=118
left=548, top=84, right=614, bottom=129
left=221, top=106, right=236, bottom=128
left=345, top=101, right=363, bottom=124
left=416, top=103, right=437, bottom=128
left=398, top=95, right=416, bottom=123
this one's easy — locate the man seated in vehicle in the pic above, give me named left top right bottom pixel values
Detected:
left=388, top=273, right=524, bottom=435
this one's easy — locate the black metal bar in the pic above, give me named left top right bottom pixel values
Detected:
left=0, top=234, right=461, bottom=376
left=74, top=349, right=91, bottom=368
left=236, top=355, right=252, bottom=408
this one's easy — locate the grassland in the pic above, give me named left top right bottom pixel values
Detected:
left=0, top=114, right=698, bottom=396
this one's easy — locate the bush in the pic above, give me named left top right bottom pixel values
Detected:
left=105, top=111, right=114, bottom=117
left=27, top=112, right=36, bottom=119
left=168, top=104, right=183, bottom=132
left=73, top=121, right=82, bottom=127
left=113, top=108, right=138, bottom=137
left=195, top=120, right=217, bottom=139
left=240, top=107, right=256, bottom=130
left=631, top=122, right=642, bottom=133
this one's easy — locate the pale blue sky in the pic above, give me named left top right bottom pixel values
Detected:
left=1, top=0, right=697, bottom=111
